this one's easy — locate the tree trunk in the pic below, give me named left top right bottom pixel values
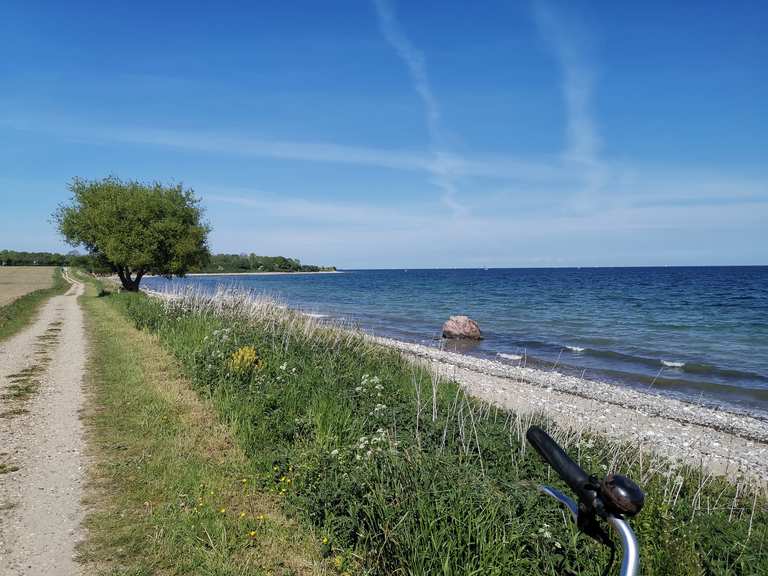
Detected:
left=116, top=267, right=144, bottom=292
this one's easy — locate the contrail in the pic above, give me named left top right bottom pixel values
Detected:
left=533, top=0, right=605, bottom=202
left=372, top=0, right=466, bottom=216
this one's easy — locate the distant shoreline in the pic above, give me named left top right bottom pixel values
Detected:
left=139, top=270, right=342, bottom=278
left=185, top=270, right=342, bottom=277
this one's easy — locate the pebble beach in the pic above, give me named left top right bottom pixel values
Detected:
left=374, top=335, right=768, bottom=483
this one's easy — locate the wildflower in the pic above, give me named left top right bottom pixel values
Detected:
left=220, top=508, right=226, bottom=514
left=240, top=512, right=246, bottom=518
left=241, top=478, right=248, bottom=484
left=330, top=449, right=339, bottom=457
left=257, top=514, right=264, bottom=520
left=229, top=346, right=261, bottom=374
left=322, top=536, right=329, bottom=545
left=279, top=362, right=287, bottom=371
left=249, top=530, right=257, bottom=538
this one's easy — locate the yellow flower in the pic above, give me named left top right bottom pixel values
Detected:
left=322, top=536, right=329, bottom=544
left=219, top=508, right=226, bottom=514
left=249, top=530, right=257, bottom=538
left=241, top=478, right=248, bottom=484
left=229, top=346, right=261, bottom=374
left=239, top=512, right=246, bottom=518
left=257, top=514, right=264, bottom=521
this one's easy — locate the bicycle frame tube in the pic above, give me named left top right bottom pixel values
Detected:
left=540, top=485, right=640, bottom=576
left=539, top=485, right=578, bottom=521
left=607, top=515, right=639, bottom=576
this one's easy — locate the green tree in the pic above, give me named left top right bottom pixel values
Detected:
left=54, top=176, right=210, bottom=291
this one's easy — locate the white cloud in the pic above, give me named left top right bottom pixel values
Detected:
left=205, top=188, right=768, bottom=268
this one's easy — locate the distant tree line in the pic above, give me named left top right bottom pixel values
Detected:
left=203, top=253, right=336, bottom=273
left=0, top=250, right=107, bottom=272
left=1, top=250, right=334, bottom=274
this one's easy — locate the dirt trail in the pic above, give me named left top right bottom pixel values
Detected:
left=0, top=270, right=87, bottom=576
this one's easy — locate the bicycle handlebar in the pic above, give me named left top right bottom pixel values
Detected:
left=526, top=426, right=644, bottom=576
left=526, top=426, right=590, bottom=499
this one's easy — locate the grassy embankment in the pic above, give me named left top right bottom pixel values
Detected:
left=0, top=266, right=68, bottom=341
left=77, top=278, right=327, bottom=575
left=85, top=284, right=767, bottom=576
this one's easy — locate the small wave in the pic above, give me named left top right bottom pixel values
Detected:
left=498, top=353, right=523, bottom=361
left=566, top=345, right=585, bottom=353
left=303, top=312, right=328, bottom=319
left=661, top=360, right=685, bottom=368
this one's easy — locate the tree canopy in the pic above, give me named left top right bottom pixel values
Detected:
left=54, top=177, right=210, bottom=291
left=202, top=253, right=336, bottom=273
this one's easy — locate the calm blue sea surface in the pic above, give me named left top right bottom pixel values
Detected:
left=145, top=267, right=768, bottom=415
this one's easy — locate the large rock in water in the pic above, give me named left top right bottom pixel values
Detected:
left=442, top=315, right=483, bottom=340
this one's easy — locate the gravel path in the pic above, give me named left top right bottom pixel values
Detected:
left=0, top=270, right=87, bottom=576
left=374, top=336, right=768, bottom=483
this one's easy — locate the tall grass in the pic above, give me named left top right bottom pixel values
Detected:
left=111, top=287, right=767, bottom=575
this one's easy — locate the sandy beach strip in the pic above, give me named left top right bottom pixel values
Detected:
left=373, top=336, right=768, bottom=482
left=185, top=270, right=341, bottom=276
left=133, top=270, right=342, bottom=279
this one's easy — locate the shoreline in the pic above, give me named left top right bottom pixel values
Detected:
left=372, top=335, right=768, bottom=481
left=184, top=270, right=342, bottom=277
left=141, top=286, right=768, bottom=481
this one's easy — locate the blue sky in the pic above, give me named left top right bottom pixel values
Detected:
left=1, top=0, right=766, bottom=268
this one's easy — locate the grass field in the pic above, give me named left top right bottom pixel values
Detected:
left=78, top=279, right=329, bottom=575
left=93, top=286, right=766, bottom=576
left=0, top=267, right=68, bottom=342
left=0, top=266, right=56, bottom=306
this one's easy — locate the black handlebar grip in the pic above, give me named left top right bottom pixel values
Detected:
left=526, top=426, right=590, bottom=498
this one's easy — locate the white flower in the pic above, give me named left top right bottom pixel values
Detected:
left=279, top=362, right=287, bottom=371
left=330, top=449, right=339, bottom=457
